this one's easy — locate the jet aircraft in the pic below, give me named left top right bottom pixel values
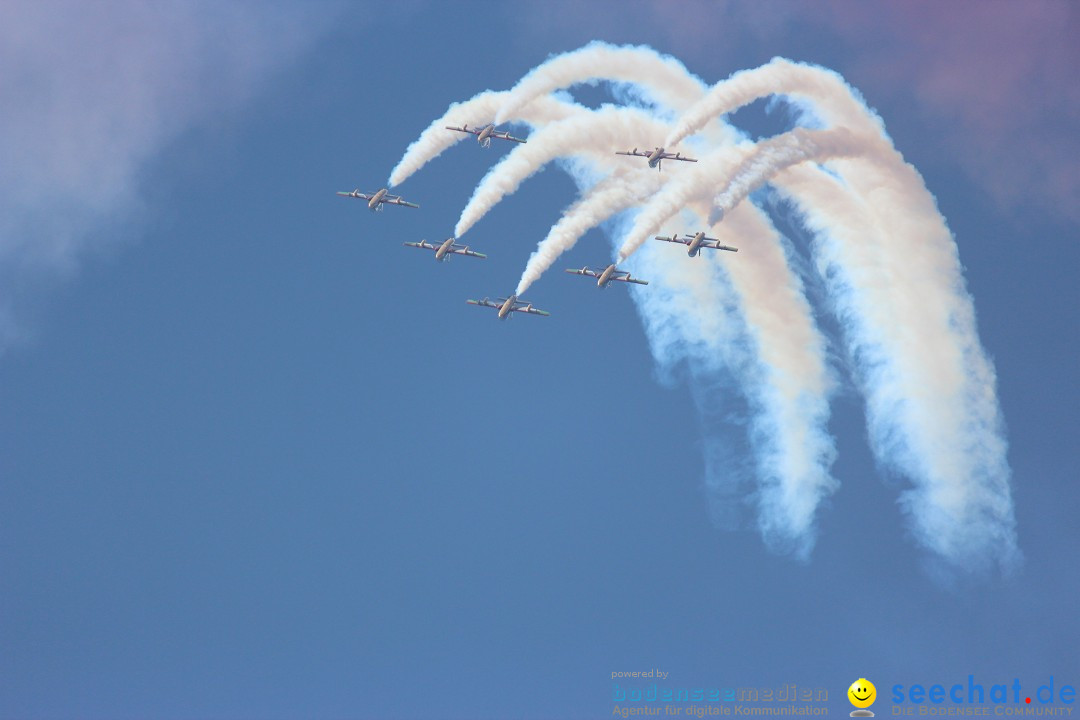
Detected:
left=655, top=232, right=738, bottom=257
left=615, top=146, right=697, bottom=171
left=565, top=264, right=648, bottom=288
left=404, top=238, right=487, bottom=261
left=446, top=123, right=527, bottom=147
left=466, top=295, right=550, bottom=320
left=336, top=188, right=419, bottom=211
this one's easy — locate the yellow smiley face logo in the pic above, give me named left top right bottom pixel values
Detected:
left=848, top=678, right=876, bottom=708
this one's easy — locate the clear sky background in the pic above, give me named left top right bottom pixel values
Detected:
left=1, top=2, right=1077, bottom=718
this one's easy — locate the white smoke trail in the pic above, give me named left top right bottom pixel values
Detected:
left=613, top=198, right=836, bottom=556
left=710, top=127, right=864, bottom=223
left=514, top=125, right=855, bottom=294
left=635, top=95, right=1020, bottom=569
left=481, top=41, right=742, bottom=293
left=617, top=128, right=868, bottom=261
left=706, top=201, right=836, bottom=554
left=392, top=41, right=716, bottom=190
left=394, top=43, right=1018, bottom=571
left=454, top=106, right=671, bottom=238
left=490, top=91, right=841, bottom=553
left=666, top=57, right=885, bottom=147
left=495, top=40, right=706, bottom=124
left=616, top=215, right=755, bottom=537
left=624, top=216, right=744, bottom=376
left=544, top=148, right=838, bottom=553
left=707, top=67, right=1022, bottom=568
left=388, top=92, right=580, bottom=187
left=651, top=55, right=1016, bottom=571
left=516, top=165, right=662, bottom=295
left=614, top=142, right=750, bottom=262
left=701, top=59, right=1020, bottom=571
left=776, top=158, right=1019, bottom=572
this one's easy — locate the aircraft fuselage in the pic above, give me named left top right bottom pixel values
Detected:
left=477, top=124, right=495, bottom=147
left=687, top=232, right=706, bottom=257
left=597, top=264, right=617, bottom=287
left=435, top=238, right=455, bottom=261
left=498, top=295, right=517, bottom=320
left=647, top=147, right=666, bottom=168
left=368, top=188, right=388, bottom=210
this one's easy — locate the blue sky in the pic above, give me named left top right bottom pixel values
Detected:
left=1, top=2, right=1077, bottom=718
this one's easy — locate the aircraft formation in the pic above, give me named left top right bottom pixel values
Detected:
left=338, top=125, right=730, bottom=320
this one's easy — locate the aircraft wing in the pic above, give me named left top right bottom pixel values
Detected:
left=384, top=196, right=419, bottom=208
left=661, top=152, right=698, bottom=163
left=492, top=130, right=527, bottom=144
left=403, top=241, right=436, bottom=251
left=513, top=304, right=550, bottom=317
left=446, top=125, right=481, bottom=136
left=565, top=267, right=601, bottom=278
left=337, top=190, right=373, bottom=200
left=466, top=298, right=500, bottom=309
left=703, top=239, right=739, bottom=252
left=467, top=297, right=549, bottom=316
left=655, top=234, right=692, bottom=246
left=615, top=148, right=648, bottom=158
left=611, top=272, right=649, bottom=285
left=449, top=244, right=487, bottom=259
